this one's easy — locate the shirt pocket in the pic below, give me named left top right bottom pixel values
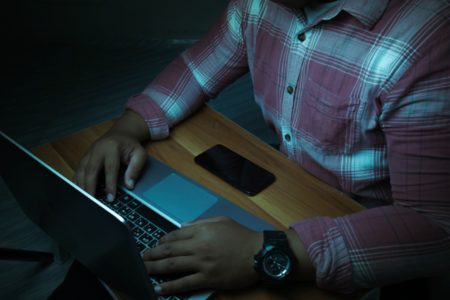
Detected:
left=298, top=77, right=361, bottom=154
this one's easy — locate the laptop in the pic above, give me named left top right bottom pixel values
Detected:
left=0, top=131, right=273, bottom=300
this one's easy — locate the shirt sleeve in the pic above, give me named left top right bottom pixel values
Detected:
left=291, top=20, right=450, bottom=293
left=126, top=0, right=249, bottom=140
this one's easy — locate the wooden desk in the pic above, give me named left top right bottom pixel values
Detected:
left=32, top=106, right=364, bottom=300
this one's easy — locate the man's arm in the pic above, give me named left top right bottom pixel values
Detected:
left=109, top=110, right=150, bottom=142
left=125, top=0, right=249, bottom=141
left=76, top=0, right=249, bottom=197
left=291, top=19, right=450, bottom=293
left=75, top=110, right=149, bottom=198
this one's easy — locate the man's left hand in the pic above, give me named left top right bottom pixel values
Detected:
left=142, top=217, right=263, bottom=296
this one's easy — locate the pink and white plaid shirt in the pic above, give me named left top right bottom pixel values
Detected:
left=127, top=0, right=450, bottom=293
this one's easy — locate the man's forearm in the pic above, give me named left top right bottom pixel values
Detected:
left=108, top=109, right=151, bottom=142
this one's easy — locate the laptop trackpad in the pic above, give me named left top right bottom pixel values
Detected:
left=143, top=173, right=218, bottom=223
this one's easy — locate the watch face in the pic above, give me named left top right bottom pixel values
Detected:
left=262, top=250, right=291, bottom=279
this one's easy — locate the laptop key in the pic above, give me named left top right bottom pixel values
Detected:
left=143, top=223, right=158, bottom=235
left=135, top=217, right=149, bottom=228
left=126, top=211, right=139, bottom=222
left=132, top=227, right=144, bottom=238
left=136, top=205, right=178, bottom=234
left=152, top=229, right=165, bottom=240
left=119, top=205, right=132, bottom=216
left=112, top=201, right=123, bottom=210
left=139, top=234, right=152, bottom=245
left=128, top=199, right=141, bottom=210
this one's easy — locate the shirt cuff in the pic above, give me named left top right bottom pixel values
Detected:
left=290, top=217, right=354, bottom=294
left=125, top=93, right=170, bottom=140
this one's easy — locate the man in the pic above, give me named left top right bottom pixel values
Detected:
left=75, top=0, right=450, bottom=297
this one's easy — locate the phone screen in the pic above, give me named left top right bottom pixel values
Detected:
left=194, top=144, right=276, bottom=196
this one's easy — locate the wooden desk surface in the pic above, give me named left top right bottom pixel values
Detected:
left=32, top=106, right=364, bottom=300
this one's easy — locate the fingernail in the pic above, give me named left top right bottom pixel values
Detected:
left=126, top=178, right=135, bottom=189
left=106, top=193, right=115, bottom=202
left=154, top=285, right=162, bottom=295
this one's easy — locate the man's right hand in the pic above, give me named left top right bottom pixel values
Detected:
left=75, top=109, right=151, bottom=201
left=75, top=132, right=147, bottom=201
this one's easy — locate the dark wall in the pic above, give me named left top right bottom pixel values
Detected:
left=3, top=0, right=229, bottom=47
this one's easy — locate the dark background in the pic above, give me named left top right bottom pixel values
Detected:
left=2, top=0, right=228, bottom=47
left=3, top=0, right=265, bottom=148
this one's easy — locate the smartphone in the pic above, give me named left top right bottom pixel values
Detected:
left=194, top=144, right=276, bottom=196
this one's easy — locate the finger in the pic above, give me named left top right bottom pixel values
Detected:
left=156, top=273, right=205, bottom=296
left=144, top=256, right=196, bottom=276
left=84, top=154, right=103, bottom=196
left=143, top=239, right=194, bottom=261
left=158, top=227, right=197, bottom=244
left=75, top=155, right=89, bottom=189
left=123, top=146, right=146, bottom=189
left=103, top=149, right=120, bottom=201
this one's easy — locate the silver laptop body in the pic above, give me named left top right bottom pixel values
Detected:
left=0, top=131, right=272, bottom=300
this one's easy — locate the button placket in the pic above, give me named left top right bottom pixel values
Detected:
left=281, top=23, right=306, bottom=158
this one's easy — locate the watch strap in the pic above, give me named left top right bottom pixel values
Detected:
left=263, top=230, right=289, bottom=247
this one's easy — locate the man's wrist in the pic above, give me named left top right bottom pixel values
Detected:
left=109, top=110, right=151, bottom=142
left=251, top=231, right=264, bottom=282
left=253, top=230, right=296, bottom=284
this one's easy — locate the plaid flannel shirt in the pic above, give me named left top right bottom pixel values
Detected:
left=127, top=0, right=450, bottom=293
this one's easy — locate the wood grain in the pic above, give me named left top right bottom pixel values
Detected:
left=32, top=106, right=364, bottom=300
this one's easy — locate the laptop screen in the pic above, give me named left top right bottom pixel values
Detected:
left=0, top=132, right=156, bottom=300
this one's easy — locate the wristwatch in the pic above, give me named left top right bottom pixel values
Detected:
left=254, top=230, right=295, bottom=284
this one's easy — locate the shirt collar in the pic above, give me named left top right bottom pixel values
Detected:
left=341, top=0, right=389, bottom=29
left=304, top=0, right=389, bottom=29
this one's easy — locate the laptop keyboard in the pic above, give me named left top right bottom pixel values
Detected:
left=97, top=187, right=188, bottom=300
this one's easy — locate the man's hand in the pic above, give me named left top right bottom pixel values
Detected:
left=75, top=110, right=150, bottom=200
left=143, top=217, right=263, bottom=296
left=75, top=132, right=147, bottom=200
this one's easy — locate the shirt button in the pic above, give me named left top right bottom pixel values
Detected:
left=287, top=86, right=295, bottom=94
left=284, top=134, right=291, bottom=142
left=297, top=32, right=306, bottom=42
